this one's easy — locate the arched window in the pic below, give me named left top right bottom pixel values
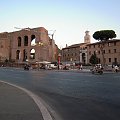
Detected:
left=31, top=35, right=36, bottom=46
left=24, top=36, right=28, bottom=46
left=30, top=49, right=35, bottom=59
left=16, top=50, right=20, bottom=60
left=23, top=49, right=27, bottom=61
left=18, top=37, right=21, bottom=47
left=82, top=53, right=86, bottom=64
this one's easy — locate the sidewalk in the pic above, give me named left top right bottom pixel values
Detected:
left=0, top=82, right=43, bottom=120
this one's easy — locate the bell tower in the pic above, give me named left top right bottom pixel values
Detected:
left=84, top=31, right=91, bottom=44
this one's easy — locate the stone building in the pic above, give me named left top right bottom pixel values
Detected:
left=61, top=31, right=91, bottom=64
left=0, top=27, right=58, bottom=63
left=0, top=32, right=10, bottom=61
left=61, top=30, right=120, bottom=66
left=87, top=39, right=120, bottom=65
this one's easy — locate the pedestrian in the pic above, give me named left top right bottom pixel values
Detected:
left=80, top=64, right=83, bottom=70
left=114, top=65, right=119, bottom=72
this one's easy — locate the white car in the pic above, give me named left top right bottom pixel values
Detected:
left=47, top=64, right=57, bottom=69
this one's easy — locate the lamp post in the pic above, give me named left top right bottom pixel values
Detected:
left=58, top=53, right=61, bottom=70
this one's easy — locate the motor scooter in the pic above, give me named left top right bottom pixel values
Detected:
left=91, top=64, right=103, bottom=75
left=24, top=65, right=29, bottom=70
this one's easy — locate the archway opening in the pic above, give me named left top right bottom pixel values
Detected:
left=82, top=53, right=86, bottom=64
left=31, top=35, right=36, bottom=46
left=30, top=49, right=35, bottom=59
left=18, top=37, right=21, bottom=47
left=16, top=50, right=20, bottom=60
left=23, top=49, right=27, bottom=61
left=24, top=36, right=28, bottom=46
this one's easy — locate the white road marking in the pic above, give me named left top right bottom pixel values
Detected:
left=0, top=80, right=53, bottom=120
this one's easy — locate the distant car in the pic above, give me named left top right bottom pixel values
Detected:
left=63, top=66, right=69, bottom=70
left=47, top=64, right=57, bottom=69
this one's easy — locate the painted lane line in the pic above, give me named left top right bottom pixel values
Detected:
left=0, top=80, right=53, bottom=120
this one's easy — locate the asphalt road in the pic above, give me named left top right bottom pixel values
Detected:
left=0, top=67, right=120, bottom=120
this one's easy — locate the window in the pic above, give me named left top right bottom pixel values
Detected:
left=23, top=49, right=27, bottom=61
left=31, top=35, right=36, bottom=46
left=114, top=49, right=116, bottom=53
left=16, top=50, right=20, bottom=60
left=114, top=42, right=116, bottom=46
left=108, top=43, right=111, bottom=46
left=89, top=51, right=91, bottom=55
left=114, top=58, right=117, bottom=63
left=109, top=50, right=111, bottom=53
left=98, top=51, right=100, bottom=54
left=24, top=36, right=28, bottom=46
left=18, top=37, right=21, bottom=47
left=0, top=45, right=3, bottom=48
left=98, top=44, right=100, bottom=48
left=103, top=50, right=105, bottom=54
left=109, top=58, right=111, bottom=63
left=30, top=49, right=35, bottom=59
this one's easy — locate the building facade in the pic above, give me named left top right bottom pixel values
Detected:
left=62, top=43, right=82, bottom=63
left=0, top=27, right=58, bottom=63
left=61, top=30, right=120, bottom=66
left=0, top=32, right=10, bottom=61
left=87, top=39, right=120, bottom=65
left=61, top=31, right=91, bottom=64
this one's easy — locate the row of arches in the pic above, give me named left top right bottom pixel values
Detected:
left=17, top=35, right=37, bottom=47
left=16, top=49, right=35, bottom=61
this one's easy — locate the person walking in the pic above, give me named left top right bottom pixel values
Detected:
left=114, top=65, right=119, bottom=72
left=80, top=64, right=83, bottom=70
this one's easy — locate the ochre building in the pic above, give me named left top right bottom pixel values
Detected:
left=61, top=31, right=91, bottom=64
left=61, top=31, right=120, bottom=66
left=87, top=39, right=120, bottom=65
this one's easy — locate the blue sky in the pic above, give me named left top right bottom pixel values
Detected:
left=0, top=0, right=120, bottom=48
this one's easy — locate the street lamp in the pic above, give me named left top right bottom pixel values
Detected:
left=58, top=53, right=61, bottom=70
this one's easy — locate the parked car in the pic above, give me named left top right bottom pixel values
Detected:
left=63, top=65, right=69, bottom=70
left=47, top=64, right=57, bottom=69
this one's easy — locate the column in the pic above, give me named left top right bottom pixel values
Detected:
left=85, top=52, right=87, bottom=64
left=80, top=52, right=82, bottom=63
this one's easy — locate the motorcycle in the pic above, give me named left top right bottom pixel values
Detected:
left=91, top=64, right=103, bottom=75
left=24, top=64, right=29, bottom=70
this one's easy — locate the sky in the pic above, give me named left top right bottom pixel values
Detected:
left=0, top=0, right=120, bottom=48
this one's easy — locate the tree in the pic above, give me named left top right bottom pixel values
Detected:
left=5, top=59, right=8, bottom=63
left=93, top=30, right=116, bottom=65
left=93, top=30, right=116, bottom=41
left=89, top=53, right=99, bottom=65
